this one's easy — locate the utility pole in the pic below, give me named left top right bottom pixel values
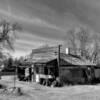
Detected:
left=14, top=65, right=17, bottom=89
left=58, top=45, right=62, bottom=77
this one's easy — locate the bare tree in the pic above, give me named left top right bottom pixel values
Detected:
left=76, top=27, right=90, bottom=58
left=0, top=20, right=22, bottom=51
left=91, top=34, right=100, bottom=64
left=66, top=28, right=77, bottom=55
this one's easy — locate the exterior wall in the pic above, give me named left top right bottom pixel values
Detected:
left=17, top=66, right=32, bottom=81
left=33, top=60, right=58, bottom=83
left=17, top=67, right=25, bottom=81
left=94, top=68, right=100, bottom=78
left=59, top=67, right=85, bottom=84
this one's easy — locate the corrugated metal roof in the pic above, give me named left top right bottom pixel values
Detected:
left=28, top=46, right=96, bottom=66
left=25, top=56, right=56, bottom=64
left=34, top=57, right=56, bottom=64
left=60, top=53, right=96, bottom=66
left=31, top=46, right=58, bottom=54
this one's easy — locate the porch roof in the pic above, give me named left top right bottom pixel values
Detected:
left=33, top=57, right=57, bottom=64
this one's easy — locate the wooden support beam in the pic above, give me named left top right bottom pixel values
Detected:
left=58, top=45, right=62, bottom=78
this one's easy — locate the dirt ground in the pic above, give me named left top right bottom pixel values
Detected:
left=0, top=78, right=100, bottom=100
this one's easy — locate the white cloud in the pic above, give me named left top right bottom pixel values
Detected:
left=0, top=9, right=62, bottom=31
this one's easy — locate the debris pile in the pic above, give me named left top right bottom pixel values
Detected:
left=0, top=87, right=23, bottom=96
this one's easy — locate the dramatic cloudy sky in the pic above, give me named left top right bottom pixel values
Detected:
left=0, top=0, right=100, bottom=58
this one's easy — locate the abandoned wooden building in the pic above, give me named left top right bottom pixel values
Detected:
left=17, top=46, right=100, bottom=85
left=17, top=61, right=32, bottom=81
left=32, top=53, right=98, bottom=85
left=17, top=54, right=100, bottom=85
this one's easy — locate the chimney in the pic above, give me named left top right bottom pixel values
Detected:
left=65, top=48, right=69, bottom=54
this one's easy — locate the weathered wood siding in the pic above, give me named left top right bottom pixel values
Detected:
left=59, top=67, right=85, bottom=84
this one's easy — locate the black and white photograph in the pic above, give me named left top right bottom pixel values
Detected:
left=0, top=0, right=100, bottom=100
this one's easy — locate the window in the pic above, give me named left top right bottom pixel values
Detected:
left=36, top=67, right=39, bottom=74
left=44, top=67, right=48, bottom=75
